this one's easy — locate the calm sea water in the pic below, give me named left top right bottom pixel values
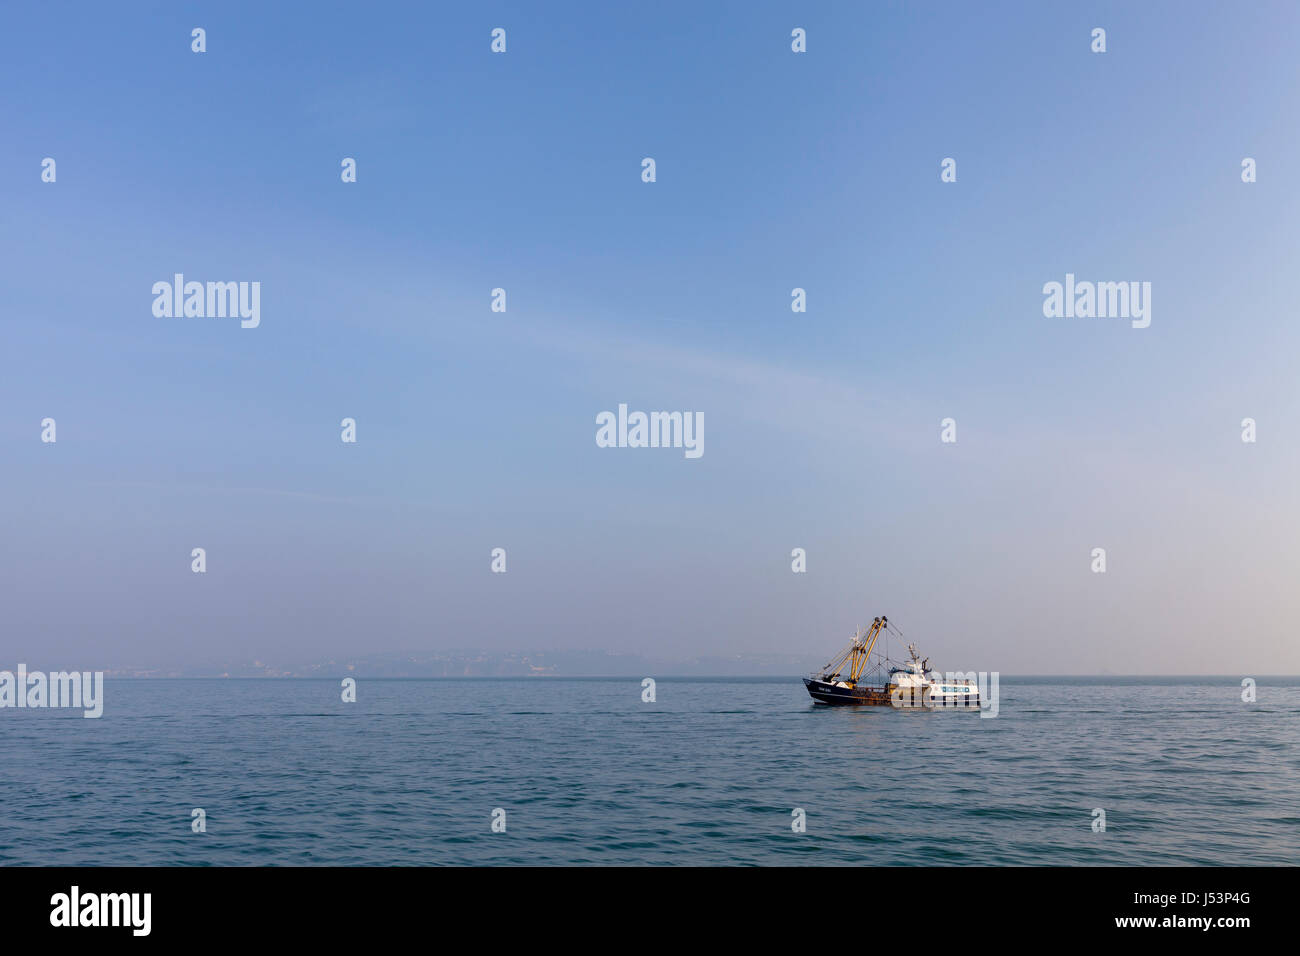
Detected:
left=2, top=677, right=1297, bottom=866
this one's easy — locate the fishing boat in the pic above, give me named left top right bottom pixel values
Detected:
left=802, top=616, right=980, bottom=709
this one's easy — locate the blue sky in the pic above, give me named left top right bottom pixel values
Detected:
left=3, top=2, right=1299, bottom=673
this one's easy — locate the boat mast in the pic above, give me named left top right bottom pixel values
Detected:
left=847, top=616, right=886, bottom=684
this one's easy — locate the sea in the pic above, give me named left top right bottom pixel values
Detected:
left=2, top=677, right=1297, bottom=866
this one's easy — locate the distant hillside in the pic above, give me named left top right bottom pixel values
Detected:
left=102, top=648, right=824, bottom=678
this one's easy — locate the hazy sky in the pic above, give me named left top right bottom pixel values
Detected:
left=3, top=2, right=1298, bottom=674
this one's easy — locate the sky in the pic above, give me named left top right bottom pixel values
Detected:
left=2, top=1, right=1299, bottom=674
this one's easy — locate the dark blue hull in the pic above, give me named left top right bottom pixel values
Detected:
left=803, top=677, right=981, bottom=709
left=803, top=677, right=891, bottom=706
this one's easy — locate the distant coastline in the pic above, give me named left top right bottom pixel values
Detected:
left=75, top=658, right=1300, bottom=683
left=88, top=650, right=825, bottom=680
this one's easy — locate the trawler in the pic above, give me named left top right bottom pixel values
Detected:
left=802, top=616, right=979, bottom=708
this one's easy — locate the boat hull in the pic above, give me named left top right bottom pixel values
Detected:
left=803, top=677, right=981, bottom=709
left=802, top=678, right=891, bottom=706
